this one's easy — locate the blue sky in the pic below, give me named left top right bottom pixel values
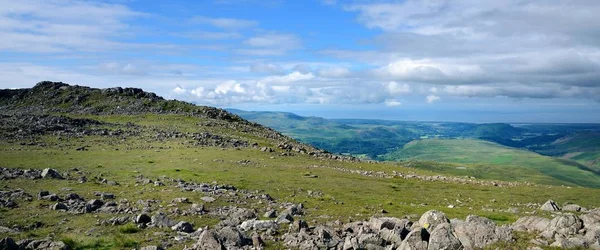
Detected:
left=1, top=0, right=600, bottom=123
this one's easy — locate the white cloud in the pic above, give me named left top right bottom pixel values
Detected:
left=317, top=67, right=350, bottom=78
left=426, top=95, right=440, bottom=103
left=189, top=16, right=258, bottom=29
left=0, top=0, right=144, bottom=53
left=181, top=31, right=242, bottom=40
left=250, top=63, right=285, bottom=75
left=239, top=33, right=302, bottom=56
left=385, top=99, right=402, bottom=107
left=261, top=71, right=314, bottom=84
left=385, top=81, right=411, bottom=95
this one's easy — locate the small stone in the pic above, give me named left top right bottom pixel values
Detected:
left=52, top=202, right=68, bottom=211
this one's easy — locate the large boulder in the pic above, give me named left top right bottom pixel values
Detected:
left=540, top=200, right=560, bottom=212
left=418, top=210, right=449, bottom=231
left=41, top=168, right=63, bottom=179
left=398, top=227, right=429, bottom=250
left=511, top=216, right=551, bottom=232
left=427, top=223, right=463, bottom=250
left=370, top=217, right=411, bottom=231
left=581, top=210, right=600, bottom=229
left=193, top=229, right=225, bottom=250
left=217, top=226, right=246, bottom=247
left=540, top=214, right=583, bottom=239
left=379, top=227, right=404, bottom=248
left=454, top=215, right=512, bottom=249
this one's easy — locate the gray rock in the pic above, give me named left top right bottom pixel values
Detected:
left=263, top=209, right=276, bottom=218
left=540, top=200, right=560, bottom=212
left=276, top=212, right=294, bottom=224
left=41, top=168, right=63, bottom=179
left=418, top=210, right=450, bottom=231
left=563, top=204, right=586, bottom=212
left=370, top=217, right=411, bottom=231
left=25, top=239, right=70, bottom=250
left=194, top=229, right=224, bottom=250
left=240, top=219, right=278, bottom=232
left=0, top=237, right=18, bottom=250
left=541, top=214, right=583, bottom=239
left=217, top=226, right=245, bottom=247
left=100, top=193, right=114, bottom=199
left=581, top=210, right=600, bottom=229
left=200, top=196, right=215, bottom=203
left=398, top=227, right=429, bottom=250
left=64, top=193, right=80, bottom=200
left=454, top=215, right=513, bottom=249
left=134, top=214, right=152, bottom=224
left=172, top=197, right=189, bottom=203
left=140, top=246, right=164, bottom=250
left=379, top=228, right=404, bottom=248
left=511, top=216, right=551, bottom=232
left=151, top=212, right=176, bottom=228
left=52, top=202, right=68, bottom=211
left=289, top=219, right=309, bottom=233
left=252, top=233, right=265, bottom=248
left=171, top=221, right=194, bottom=233
left=427, top=223, right=463, bottom=250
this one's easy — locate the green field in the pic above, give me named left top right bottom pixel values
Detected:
left=3, top=113, right=600, bottom=249
left=382, top=139, right=600, bottom=188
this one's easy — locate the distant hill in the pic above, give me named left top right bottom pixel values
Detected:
left=381, top=139, right=600, bottom=188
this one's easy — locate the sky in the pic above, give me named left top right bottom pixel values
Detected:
left=1, top=0, right=600, bottom=123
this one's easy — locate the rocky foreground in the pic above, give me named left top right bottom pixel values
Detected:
left=1, top=168, right=600, bottom=250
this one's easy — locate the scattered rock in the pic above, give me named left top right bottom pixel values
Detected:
left=134, top=214, right=152, bottom=225
left=200, top=197, right=215, bottom=203
left=41, top=168, right=63, bottom=179
left=540, top=200, right=560, bottom=212
left=172, top=221, right=194, bottom=233
left=52, top=202, right=68, bottom=211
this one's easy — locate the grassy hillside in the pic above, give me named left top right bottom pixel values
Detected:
left=382, top=139, right=600, bottom=188
left=2, top=82, right=600, bottom=249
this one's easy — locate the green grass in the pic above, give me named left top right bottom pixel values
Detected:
left=382, top=139, right=600, bottom=188
left=1, top=113, right=600, bottom=249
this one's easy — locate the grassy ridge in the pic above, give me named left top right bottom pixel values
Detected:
left=382, top=139, right=600, bottom=188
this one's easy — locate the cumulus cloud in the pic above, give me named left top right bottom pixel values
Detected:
left=426, top=95, right=440, bottom=104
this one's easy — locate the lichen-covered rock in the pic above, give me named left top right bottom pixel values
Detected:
left=511, top=216, right=551, bottom=232
left=427, top=223, right=463, bottom=250
left=540, top=214, right=583, bottom=239
left=398, top=227, right=429, bottom=250
left=454, top=215, right=512, bottom=249
left=418, top=210, right=449, bottom=231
